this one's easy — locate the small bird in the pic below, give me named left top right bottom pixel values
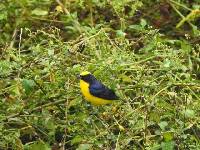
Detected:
left=79, top=71, right=119, bottom=105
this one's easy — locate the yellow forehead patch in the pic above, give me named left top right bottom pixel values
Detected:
left=80, top=71, right=91, bottom=76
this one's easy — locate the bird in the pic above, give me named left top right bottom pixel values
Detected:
left=79, top=71, right=119, bottom=105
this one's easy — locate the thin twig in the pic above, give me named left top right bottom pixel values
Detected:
left=115, top=132, right=121, bottom=150
left=56, top=0, right=82, bottom=33
left=151, top=86, right=170, bottom=105
left=5, top=97, right=74, bottom=121
left=169, top=2, right=194, bottom=28
left=30, top=17, right=65, bottom=23
left=183, top=94, right=187, bottom=149
left=18, top=28, right=23, bottom=58
left=171, top=73, right=200, bottom=100
left=55, top=0, right=70, bottom=15
left=28, top=98, right=69, bottom=113
left=9, top=28, right=18, bottom=49
left=169, top=0, right=192, bottom=11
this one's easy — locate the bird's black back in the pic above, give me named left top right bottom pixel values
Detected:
left=80, top=74, right=119, bottom=100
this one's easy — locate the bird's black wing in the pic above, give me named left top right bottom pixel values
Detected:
left=89, top=81, right=119, bottom=100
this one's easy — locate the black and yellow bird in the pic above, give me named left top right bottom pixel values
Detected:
left=79, top=71, right=119, bottom=105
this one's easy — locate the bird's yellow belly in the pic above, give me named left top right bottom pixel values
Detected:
left=80, top=80, right=112, bottom=105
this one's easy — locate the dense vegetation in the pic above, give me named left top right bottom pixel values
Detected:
left=0, top=0, right=199, bottom=149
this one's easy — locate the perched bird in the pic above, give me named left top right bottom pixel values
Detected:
left=79, top=71, right=119, bottom=105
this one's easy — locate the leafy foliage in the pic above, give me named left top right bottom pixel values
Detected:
left=0, top=0, right=200, bottom=149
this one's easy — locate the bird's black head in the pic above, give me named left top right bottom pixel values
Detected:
left=79, top=71, right=96, bottom=84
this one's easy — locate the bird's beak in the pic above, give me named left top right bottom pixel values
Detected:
left=77, top=74, right=81, bottom=79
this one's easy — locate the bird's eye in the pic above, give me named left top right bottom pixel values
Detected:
left=80, top=75, right=84, bottom=79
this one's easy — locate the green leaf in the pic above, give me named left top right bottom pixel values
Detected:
left=129, top=25, right=143, bottom=31
left=0, top=60, right=11, bottom=76
left=181, top=40, right=191, bottom=53
left=183, top=109, right=195, bottom=118
left=193, top=4, right=200, bottom=9
left=142, top=41, right=155, bottom=52
left=163, top=59, right=171, bottom=68
left=120, top=75, right=132, bottom=83
left=22, top=79, right=36, bottom=95
left=71, top=135, right=83, bottom=144
left=48, top=48, right=54, bottom=56
left=116, top=30, right=126, bottom=38
left=149, top=112, right=160, bottom=123
left=0, top=13, right=7, bottom=20
left=32, top=8, right=48, bottom=16
left=44, top=117, right=55, bottom=130
left=140, top=19, right=147, bottom=27
left=163, top=132, right=173, bottom=141
left=158, top=121, right=168, bottom=131
left=77, top=144, right=92, bottom=150
left=28, top=141, right=50, bottom=150
left=188, top=56, right=193, bottom=71
left=161, top=141, right=175, bottom=150
left=191, top=24, right=200, bottom=36
left=148, top=143, right=161, bottom=150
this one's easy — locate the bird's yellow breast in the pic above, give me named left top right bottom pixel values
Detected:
left=80, top=80, right=113, bottom=105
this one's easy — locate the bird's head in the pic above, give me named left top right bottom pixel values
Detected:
left=79, top=71, right=96, bottom=84
left=80, top=71, right=91, bottom=76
